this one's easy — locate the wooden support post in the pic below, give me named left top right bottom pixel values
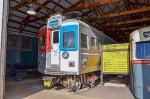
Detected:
left=100, top=46, right=103, bottom=85
left=100, top=71, right=103, bottom=85
left=0, top=0, right=9, bottom=99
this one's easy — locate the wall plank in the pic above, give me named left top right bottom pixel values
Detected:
left=0, top=0, right=9, bottom=99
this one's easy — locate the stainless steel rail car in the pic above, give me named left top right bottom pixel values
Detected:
left=41, top=18, right=117, bottom=91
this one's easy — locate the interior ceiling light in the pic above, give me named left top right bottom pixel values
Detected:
left=27, top=4, right=36, bottom=15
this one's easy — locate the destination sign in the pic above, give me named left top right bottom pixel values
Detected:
left=49, top=20, right=58, bottom=27
left=143, top=31, right=150, bottom=38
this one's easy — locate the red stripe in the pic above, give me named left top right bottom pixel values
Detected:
left=132, top=60, right=150, bottom=64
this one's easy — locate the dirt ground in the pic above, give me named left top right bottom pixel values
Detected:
left=5, top=78, right=135, bottom=99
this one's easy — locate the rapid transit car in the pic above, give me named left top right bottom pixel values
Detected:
left=130, top=26, right=150, bottom=99
left=42, top=18, right=117, bottom=91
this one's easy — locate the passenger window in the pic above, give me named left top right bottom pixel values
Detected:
left=81, top=34, right=87, bottom=48
left=91, top=37, right=95, bottom=46
left=53, top=31, right=59, bottom=43
left=7, top=34, right=20, bottom=49
left=39, top=36, right=45, bottom=50
left=96, top=39, right=99, bottom=49
left=21, top=36, right=31, bottom=50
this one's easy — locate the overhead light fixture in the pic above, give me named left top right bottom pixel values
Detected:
left=27, top=4, right=36, bottom=15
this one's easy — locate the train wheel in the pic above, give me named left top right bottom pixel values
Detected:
left=73, top=80, right=82, bottom=92
left=89, top=81, right=95, bottom=88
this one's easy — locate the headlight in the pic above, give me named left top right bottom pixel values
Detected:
left=62, top=52, right=69, bottom=59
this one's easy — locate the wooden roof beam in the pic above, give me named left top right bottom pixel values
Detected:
left=32, top=1, right=56, bottom=14
left=107, top=32, right=131, bottom=35
left=65, top=0, right=120, bottom=12
left=110, top=35, right=129, bottom=37
left=9, top=19, right=39, bottom=29
left=8, top=26, right=37, bottom=34
left=19, top=0, right=52, bottom=33
left=25, top=1, right=57, bottom=23
left=36, top=0, right=52, bottom=11
left=103, top=25, right=148, bottom=32
left=11, top=1, right=27, bottom=10
left=90, top=6, right=150, bottom=21
left=12, top=0, right=47, bottom=16
left=27, top=0, right=92, bottom=23
left=64, top=0, right=92, bottom=19
left=10, top=8, right=42, bottom=21
left=81, top=9, right=92, bottom=17
left=98, top=17, right=150, bottom=27
left=28, top=15, right=49, bottom=23
left=128, top=2, right=150, bottom=6
left=66, top=0, right=89, bottom=10
left=12, top=0, right=52, bottom=16
left=11, top=0, right=38, bottom=10
left=106, top=3, right=126, bottom=14
left=10, top=13, right=43, bottom=25
left=51, top=1, right=66, bottom=10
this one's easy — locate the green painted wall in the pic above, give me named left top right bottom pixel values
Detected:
left=20, top=38, right=38, bottom=66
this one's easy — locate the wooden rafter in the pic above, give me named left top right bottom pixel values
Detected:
left=10, top=13, right=43, bottom=25
left=65, top=0, right=94, bottom=24
left=11, top=2, right=27, bottom=10
left=127, top=1, right=150, bottom=6
left=9, top=19, right=39, bottom=29
left=19, top=16, right=30, bottom=33
left=11, top=0, right=38, bottom=10
left=64, top=0, right=120, bottom=12
left=8, top=26, right=37, bottom=34
left=90, top=6, right=150, bottom=21
left=65, top=0, right=89, bottom=10
left=51, top=0, right=66, bottom=10
left=98, top=17, right=150, bottom=27
left=106, top=3, right=126, bottom=14
left=10, top=8, right=42, bottom=21
left=36, top=0, right=52, bottom=12
left=81, top=9, right=92, bottom=17
left=103, top=25, right=149, bottom=32
left=19, top=0, right=52, bottom=33
left=32, top=1, right=55, bottom=14
left=89, top=2, right=124, bottom=23
left=12, top=0, right=47, bottom=15
left=28, top=15, right=49, bottom=23
left=53, top=0, right=61, bottom=10
left=27, top=0, right=68, bottom=23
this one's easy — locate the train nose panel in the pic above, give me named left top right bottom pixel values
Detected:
left=59, top=24, right=79, bottom=75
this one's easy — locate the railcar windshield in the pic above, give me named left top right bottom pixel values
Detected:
left=63, top=31, right=75, bottom=48
left=136, top=42, right=150, bottom=59
left=39, top=36, right=45, bottom=49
